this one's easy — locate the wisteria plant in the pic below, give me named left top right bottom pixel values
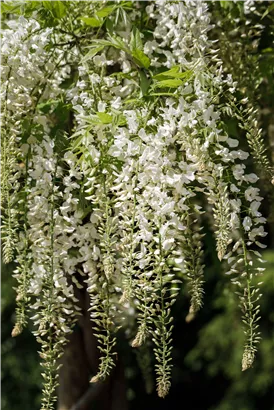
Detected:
left=1, top=1, right=273, bottom=409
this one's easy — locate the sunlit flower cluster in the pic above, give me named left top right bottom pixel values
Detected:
left=1, top=1, right=270, bottom=408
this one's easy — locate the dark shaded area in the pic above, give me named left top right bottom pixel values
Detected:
left=1, top=262, right=42, bottom=410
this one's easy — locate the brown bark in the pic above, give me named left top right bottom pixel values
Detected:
left=58, top=329, right=90, bottom=410
left=57, top=289, right=128, bottom=410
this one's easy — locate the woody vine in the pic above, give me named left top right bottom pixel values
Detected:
left=1, top=1, right=273, bottom=409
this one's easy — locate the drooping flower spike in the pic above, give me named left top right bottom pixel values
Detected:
left=1, top=1, right=271, bottom=408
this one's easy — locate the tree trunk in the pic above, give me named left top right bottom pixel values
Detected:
left=57, top=290, right=128, bottom=410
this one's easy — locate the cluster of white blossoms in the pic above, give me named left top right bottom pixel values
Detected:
left=243, top=0, right=256, bottom=14
left=2, top=17, right=52, bottom=116
left=1, top=16, right=49, bottom=263
left=67, top=0, right=267, bottom=395
left=16, top=137, right=83, bottom=408
left=14, top=135, right=107, bottom=408
left=1, top=14, right=74, bottom=264
left=1, top=1, right=270, bottom=407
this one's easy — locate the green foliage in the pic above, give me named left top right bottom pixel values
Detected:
left=42, top=1, right=67, bottom=19
left=1, top=2, right=22, bottom=15
left=1, top=262, right=41, bottom=410
left=185, top=251, right=274, bottom=410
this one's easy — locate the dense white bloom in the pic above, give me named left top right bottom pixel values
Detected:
left=245, top=187, right=263, bottom=202
left=244, top=0, right=256, bottom=14
left=250, top=201, right=262, bottom=216
left=233, top=164, right=246, bottom=181
left=245, top=173, right=259, bottom=183
left=3, top=1, right=268, bottom=404
left=243, top=216, right=252, bottom=231
left=248, top=226, right=267, bottom=241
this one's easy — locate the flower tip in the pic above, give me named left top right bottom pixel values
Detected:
left=242, top=349, right=255, bottom=371
left=90, top=375, right=100, bottom=383
left=131, top=338, right=140, bottom=348
left=157, top=390, right=167, bottom=398
left=185, top=312, right=195, bottom=323
left=131, top=328, right=146, bottom=347
left=157, top=381, right=170, bottom=398
left=11, top=323, right=22, bottom=337
left=217, top=250, right=224, bottom=261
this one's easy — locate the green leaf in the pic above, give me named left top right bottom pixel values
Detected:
left=261, top=48, right=274, bottom=55
left=56, top=1, right=66, bottom=16
left=81, top=17, right=102, bottom=27
left=153, top=67, right=192, bottom=80
left=28, top=1, right=42, bottom=9
left=108, top=35, right=129, bottom=53
left=155, top=79, right=183, bottom=88
left=96, top=112, right=113, bottom=124
left=91, top=39, right=113, bottom=47
left=149, top=93, right=177, bottom=97
left=219, top=1, right=233, bottom=10
left=124, top=98, right=139, bottom=104
left=261, top=3, right=274, bottom=20
left=24, top=1, right=43, bottom=16
left=82, top=46, right=105, bottom=63
left=91, top=36, right=130, bottom=54
left=96, top=5, right=115, bottom=19
left=1, top=2, right=21, bottom=14
left=42, top=0, right=52, bottom=11
left=117, top=115, right=127, bottom=126
left=132, top=49, right=151, bottom=69
left=120, top=1, right=134, bottom=8
left=139, top=70, right=150, bottom=96
left=105, top=17, right=114, bottom=34
left=42, top=1, right=66, bottom=19
left=130, top=27, right=143, bottom=52
left=37, top=99, right=60, bottom=114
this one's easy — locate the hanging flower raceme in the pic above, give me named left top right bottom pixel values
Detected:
left=1, top=1, right=270, bottom=408
left=1, top=11, right=75, bottom=336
